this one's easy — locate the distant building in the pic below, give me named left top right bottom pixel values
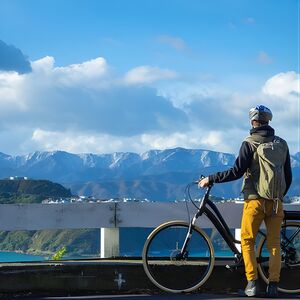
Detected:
left=9, top=176, right=28, bottom=180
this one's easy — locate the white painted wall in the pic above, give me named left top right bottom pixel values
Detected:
left=0, top=202, right=298, bottom=258
left=0, top=202, right=298, bottom=230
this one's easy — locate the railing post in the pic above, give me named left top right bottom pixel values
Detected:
left=100, top=203, right=121, bottom=258
left=100, top=228, right=120, bottom=258
left=235, top=228, right=241, bottom=252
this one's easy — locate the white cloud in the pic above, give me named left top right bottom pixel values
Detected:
left=31, top=56, right=55, bottom=72
left=0, top=54, right=298, bottom=156
left=54, top=57, right=108, bottom=86
left=261, top=71, right=299, bottom=152
left=140, top=129, right=236, bottom=154
left=261, top=72, right=298, bottom=124
left=158, top=71, right=299, bottom=154
left=31, top=129, right=200, bottom=155
left=124, top=66, right=177, bottom=85
left=0, top=71, right=26, bottom=110
left=157, top=81, right=221, bottom=108
left=0, top=55, right=187, bottom=155
left=200, top=131, right=222, bottom=148
left=141, top=132, right=194, bottom=150
left=3, top=125, right=240, bottom=156
left=262, top=71, right=299, bottom=99
left=31, top=129, right=123, bottom=154
left=31, top=56, right=110, bottom=89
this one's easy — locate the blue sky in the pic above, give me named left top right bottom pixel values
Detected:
left=0, top=0, right=299, bottom=155
left=1, top=1, right=296, bottom=77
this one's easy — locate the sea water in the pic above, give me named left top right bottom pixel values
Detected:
left=0, top=252, right=94, bottom=262
left=0, top=251, right=45, bottom=262
left=0, top=227, right=236, bottom=262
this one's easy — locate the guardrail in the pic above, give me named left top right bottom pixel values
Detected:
left=0, top=202, right=299, bottom=258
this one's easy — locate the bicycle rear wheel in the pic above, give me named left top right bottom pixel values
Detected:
left=257, top=221, right=300, bottom=293
left=142, top=220, right=215, bottom=293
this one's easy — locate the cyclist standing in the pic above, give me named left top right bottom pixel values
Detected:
left=199, top=105, right=292, bottom=297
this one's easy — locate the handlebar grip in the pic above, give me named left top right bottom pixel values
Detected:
left=193, top=175, right=206, bottom=184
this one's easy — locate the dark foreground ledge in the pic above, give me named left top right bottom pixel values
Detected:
left=0, top=258, right=258, bottom=296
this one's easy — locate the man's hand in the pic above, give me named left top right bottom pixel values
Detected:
left=198, top=177, right=210, bottom=188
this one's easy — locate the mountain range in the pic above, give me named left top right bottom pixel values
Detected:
left=0, top=148, right=299, bottom=200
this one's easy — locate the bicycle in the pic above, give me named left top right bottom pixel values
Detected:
left=142, top=182, right=300, bottom=294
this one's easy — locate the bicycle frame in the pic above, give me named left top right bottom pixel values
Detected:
left=203, top=200, right=241, bottom=255
left=142, top=182, right=300, bottom=293
left=143, top=183, right=300, bottom=294
left=181, top=183, right=300, bottom=261
left=180, top=184, right=241, bottom=257
left=181, top=184, right=266, bottom=258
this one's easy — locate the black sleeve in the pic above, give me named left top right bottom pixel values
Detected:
left=284, top=147, right=292, bottom=195
left=208, top=141, right=253, bottom=184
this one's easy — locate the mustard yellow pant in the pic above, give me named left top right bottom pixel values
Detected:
left=241, top=199, right=284, bottom=282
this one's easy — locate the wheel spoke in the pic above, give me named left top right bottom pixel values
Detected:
left=143, top=221, right=214, bottom=293
left=257, top=222, right=300, bottom=293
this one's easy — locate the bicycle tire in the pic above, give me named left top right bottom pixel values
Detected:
left=257, top=221, right=300, bottom=294
left=142, top=220, right=215, bottom=293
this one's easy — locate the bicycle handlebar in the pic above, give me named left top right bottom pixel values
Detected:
left=185, top=176, right=214, bottom=218
left=189, top=177, right=214, bottom=218
left=193, top=176, right=214, bottom=189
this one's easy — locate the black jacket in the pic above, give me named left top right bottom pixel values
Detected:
left=208, top=125, right=292, bottom=195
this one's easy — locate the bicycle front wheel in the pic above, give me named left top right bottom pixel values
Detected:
left=142, top=220, right=215, bottom=293
left=257, top=221, right=300, bottom=293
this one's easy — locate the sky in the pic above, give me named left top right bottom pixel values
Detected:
left=0, top=0, right=299, bottom=156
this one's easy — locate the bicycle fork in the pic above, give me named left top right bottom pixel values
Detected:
left=177, top=216, right=198, bottom=259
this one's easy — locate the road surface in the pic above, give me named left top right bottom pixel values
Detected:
left=14, top=293, right=300, bottom=300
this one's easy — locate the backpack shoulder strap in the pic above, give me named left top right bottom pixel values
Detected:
left=273, top=135, right=286, bottom=144
left=244, top=135, right=260, bottom=151
left=272, top=135, right=288, bottom=156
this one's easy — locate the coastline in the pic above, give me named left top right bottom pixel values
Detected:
left=0, top=250, right=101, bottom=262
left=0, top=249, right=50, bottom=257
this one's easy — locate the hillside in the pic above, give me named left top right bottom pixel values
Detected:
left=0, top=229, right=99, bottom=257
left=0, top=178, right=72, bottom=204
left=0, top=178, right=88, bottom=256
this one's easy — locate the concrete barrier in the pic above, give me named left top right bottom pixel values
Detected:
left=0, top=202, right=298, bottom=258
left=0, top=259, right=250, bottom=295
left=0, top=202, right=299, bottom=296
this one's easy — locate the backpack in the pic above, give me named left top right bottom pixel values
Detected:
left=245, top=135, right=288, bottom=200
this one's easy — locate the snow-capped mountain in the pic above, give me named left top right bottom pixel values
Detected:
left=0, top=147, right=235, bottom=180
left=0, top=148, right=299, bottom=200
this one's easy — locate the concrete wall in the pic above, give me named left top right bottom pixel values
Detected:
left=0, top=202, right=298, bottom=258
left=0, top=201, right=299, bottom=230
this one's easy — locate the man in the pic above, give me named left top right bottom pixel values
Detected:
left=199, top=105, right=292, bottom=297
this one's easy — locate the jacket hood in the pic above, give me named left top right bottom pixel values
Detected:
left=250, top=125, right=275, bottom=137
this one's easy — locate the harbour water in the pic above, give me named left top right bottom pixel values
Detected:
left=0, top=252, right=100, bottom=262
left=0, top=251, right=45, bottom=262
left=0, top=249, right=234, bottom=263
